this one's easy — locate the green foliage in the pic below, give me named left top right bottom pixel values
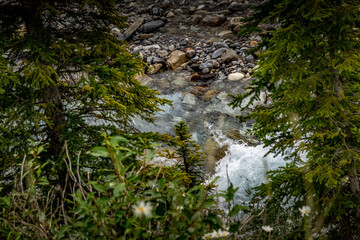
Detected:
left=174, top=121, right=205, bottom=187
left=0, top=0, right=170, bottom=193
left=0, top=136, right=236, bottom=239
left=231, top=0, right=360, bottom=238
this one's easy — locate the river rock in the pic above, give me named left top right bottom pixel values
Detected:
left=203, top=137, right=229, bottom=173
left=200, top=61, right=213, bottom=70
left=135, top=74, right=153, bottom=85
left=183, top=93, right=196, bottom=105
left=228, top=72, right=245, bottom=81
left=166, top=11, right=175, bottom=18
left=161, top=0, right=171, bottom=8
left=221, top=48, right=238, bottom=63
left=185, top=47, right=196, bottom=58
left=120, top=17, right=144, bottom=40
left=137, top=33, right=154, bottom=39
left=157, top=49, right=169, bottom=58
left=168, top=44, right=176, bottom=51
left=190, top=6, right=196, bottom=13
left=201, top=14, right=226, bottom=27
left=226, top=130, right=260, bottom=146
left=250, top=41, right=258, bottom=47
left=212, top=47, right=227, bottom=58
left=138, top=20, right=165, bottom=33
left=229, top=17, right=243, bottom=27
left=228, top=2, right=248, bottom=11
left=199, top=73, right=215, bottom=80
left=167, top=50, right=187, bottom=70
left=202, top=68, right=210, bottom=74
left=245, top=55, right=255, bottom=62
left=147, top=63, right=163, bottom=74
left=174, top=0, right=186, bottom=5
left=143, top=44, right=161, bottom=50
left=151, top=7, right=159, bottom=15
left=190, top=72, right=200, bottom=81
left=218, top=30, right=233, bottom=37
left=202, top=89, right=217, bottom=100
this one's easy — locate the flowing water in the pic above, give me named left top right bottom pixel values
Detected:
left=134, top=91, right=286, bottom=203
left=206, top=124, right=286, bottom=203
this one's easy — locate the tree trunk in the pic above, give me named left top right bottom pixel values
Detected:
left=22, top=0, right=68, bottom=190
left=349, top=161, right=360, bottom=218
left=43, top=85, right=67, bottom=190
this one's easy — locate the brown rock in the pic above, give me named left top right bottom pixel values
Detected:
left=166, top=50, right=187, bottom=70
left=185, top=47, right=196, bottom=58
left=196, top=86, right=207, bottom=92
left=201, top=14, right=226, bottom=27
left=135, top=74, right=152, bottom=85
left=147, top=63, right=163, bottom=74
left=191, top=86, right=207, bottom=96
left=191, top=15, right=202, bottom=24
left=229, top=17, right=244, bottom=27
left=250, top=41, right=258, bottom=47
left=190, top=72, right=200, bottom=81
left=221, top=48, right=239, bottom=63
left=202, top=90, right=217, bottom=100
left=199, top=73, right=215, bottom=80
left=203, top=137, right=229, bottom=173
left=137, top=33, right=154, bottom=39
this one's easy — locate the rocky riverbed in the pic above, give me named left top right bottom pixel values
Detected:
left=118, top=0, right=269, bottom=171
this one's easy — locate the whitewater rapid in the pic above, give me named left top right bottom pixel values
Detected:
left=207, top=124, right=286, bottom=203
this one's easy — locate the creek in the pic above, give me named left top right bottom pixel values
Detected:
left=133, top=80, right=285, bottom=203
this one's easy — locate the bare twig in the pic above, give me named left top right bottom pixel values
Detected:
left=20, top=154, right=27, bottom=194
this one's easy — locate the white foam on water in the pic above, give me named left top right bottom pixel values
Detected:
left=206, top=123, right=286, bottom=203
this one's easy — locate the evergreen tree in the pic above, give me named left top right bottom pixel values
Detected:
left=232, top=0, right=360, bottom=238
left=0, top=0, right=170, bottom=191
left=174, top=121, right=204, bottom=187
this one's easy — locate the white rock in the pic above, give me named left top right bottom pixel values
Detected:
left=166, top=11, right=174, bottom=18
left=157, top=49, right=169, bottom=58
left=182, top=93, right=196, bottom=105
left=143, top=44, right=161, bottom=50
left=218, top=30, right=233, bottom=37
left=216, top=92, right=231, bottom=102
left=228, top=72, right=245, bottom=81
left=168, top=44, right=176, bottom=51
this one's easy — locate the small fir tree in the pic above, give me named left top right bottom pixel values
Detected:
left=174, top=121, right=204, bottom=187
